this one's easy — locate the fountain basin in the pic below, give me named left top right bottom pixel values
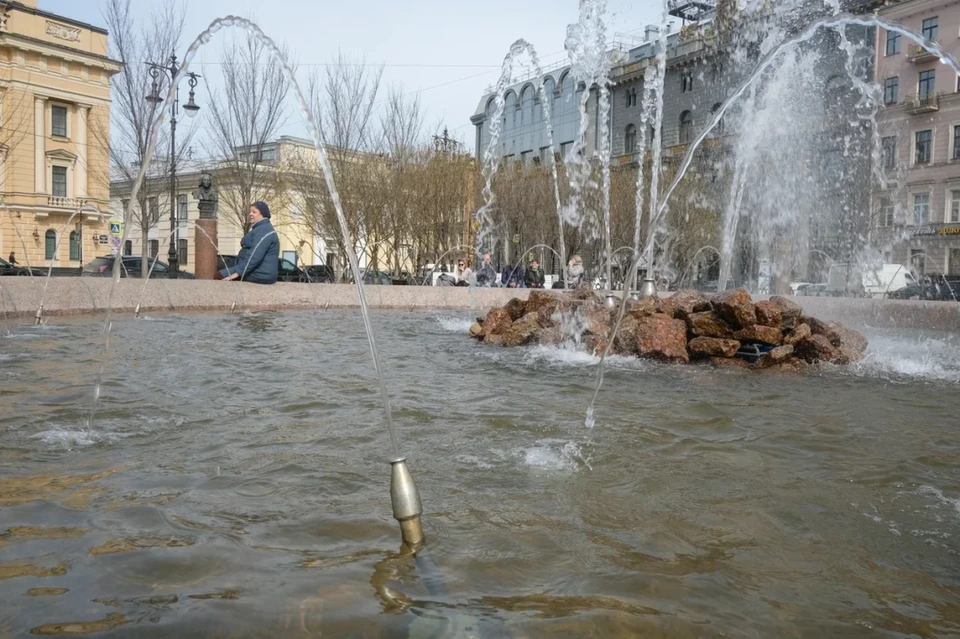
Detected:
left=0, top=310, right=958, bottom=636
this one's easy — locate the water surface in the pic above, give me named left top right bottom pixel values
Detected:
left=1, top=311, right=958, bottom=637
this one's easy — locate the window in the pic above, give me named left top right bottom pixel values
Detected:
left=177, top=194, right=188, bottom=220
left=282, top=250, right=297, bottom=265
left=625, top=124, right=637, bottom=154
left=178, top=239, right=187, bottom=265
left=44, top=230, right=56, bottom=260
left=51, top=105, right=67, bottom=137
left=882, top=136, right=897, bottom=168
left=883, top=77, right=899, bottom=105
left=560, top=141, right=573, bottom=159
left=626, top=86, right=637, bottom=108
left=540, top=147, right=551, bottom=163
left=521, top=150, right=532, bottom=163
left=149, top=239, right=159, bottom=258
left=913, top=192, right=931, bottom=225
left=681, top=72, right=694, bottom=93
left=51, top=166, right=67, bottom=197
left=915, top=130, right=932, bottom=164
left=954, top=126, right=960, bottom=160
left=148, top=196, right=159, bottom=224
left=679, top=111, right=694, bottom=144
left=711, top=103, right=725, bottom=135
left=922, top=17, right=938, bottom=42
left=885, top=30, right=901, bottom=55
left=919, top=70, right=936, bottom=100
left=911, top=248, right=926, bottom=274
left=950, top=248, right=960, bottom=276
left=123, top=240, right=132, bottom=256
left=952, top=190, right=960, bottom=223
left=879, top=197, right=895, bottom=226
left=69, top=231, right=79, bottom=261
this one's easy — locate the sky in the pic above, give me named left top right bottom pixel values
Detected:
left=41, top=0, right=662, bottom=146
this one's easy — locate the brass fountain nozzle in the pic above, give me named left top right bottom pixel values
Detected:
left=34, top=304, right=43, bottom=325
left=637, top=277, right=657, bottom=300
left=390, top=458, right=424, bottom=550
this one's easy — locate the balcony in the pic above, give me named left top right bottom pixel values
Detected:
left=47, top=196, right=85, bottom=209
left=904, top=93, right=940, bottom=114
left=907, top=43, right=939, bottom=64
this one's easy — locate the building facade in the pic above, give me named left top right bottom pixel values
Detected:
left=872, top=0, right=960, bottom=276
left=0, top=0, right=120, bottom=268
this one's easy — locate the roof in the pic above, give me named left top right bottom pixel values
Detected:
left=1, top=0, right=109, bottom=35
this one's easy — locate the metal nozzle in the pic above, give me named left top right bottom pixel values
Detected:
left=637, top=277, right=657, bottom=300
left=134, top=302, right=141, bottom=318
left=34, top=305, right=43, bottom=325
left=230, top=301, right=237, bottom=313
left=603, top=293, right=619, bottom=310
left=390, top=458, right=424, bottom=549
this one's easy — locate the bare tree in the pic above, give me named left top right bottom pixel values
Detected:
left=206, top=33, right=293, bottom=235
left=98, top=0, right=186, bottom=277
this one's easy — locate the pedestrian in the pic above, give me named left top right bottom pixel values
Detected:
left=525, top=258, right=545, bottom=289
left=501, top=263, right=523, bottom=288
left=565, top=255, right=584, bottom=288
left=476, top=253, right=497, bottom=287
left=456, top=260, right=473, bottom=287
left=217, top=201, right=280, bottom=284
left=8, top=251, right=17, bottom=265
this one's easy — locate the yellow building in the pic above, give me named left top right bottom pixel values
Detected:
left=0, top=0, right=120, bottom=267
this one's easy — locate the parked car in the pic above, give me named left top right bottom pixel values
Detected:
left=0, top=257, right=44, bottom=277
left=83, top=256, right=195, bottom=279
left=888, top=275, right=960, bottom=301
left=348, top=269, right=393, bottom=286
left=216, top=255, right=308, bottom=282
left=301, top=264, right=336, bottom=283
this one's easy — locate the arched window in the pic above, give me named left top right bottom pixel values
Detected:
left=625, top=124, right=637, bottom=154
left=543, top=77, right=556, bottom=104
left=44, top=230, right=56, bottom=260
left=69, top=230, right=79, bottom=261
left=679, top=110, right=694, bottom=144
left=560, top=73, right=574, bottom=106
left=504, top=91, right=517, bottom=130
left=711, top=103, right=725, bottom=135
left=521, top=85, right=534, bottom=127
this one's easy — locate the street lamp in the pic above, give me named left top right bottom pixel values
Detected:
left=145, top=54, right=201, bottom=278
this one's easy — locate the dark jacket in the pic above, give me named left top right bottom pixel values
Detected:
left=476, top=263, right=497, bottom=287
left=502, top=265, right=524, bottom=287
left=525, top=266, right=545, bottom=289
left=220, top=219, right=279, bottom=284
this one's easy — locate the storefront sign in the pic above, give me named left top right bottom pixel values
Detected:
left=98, top=235, right=108, bottom=244
left=912, top=227, right=937, bottom=236
left=938, top=226, right=960, bottom=235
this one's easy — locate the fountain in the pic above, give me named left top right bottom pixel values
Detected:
left=2, top=2, right=960, bottom=636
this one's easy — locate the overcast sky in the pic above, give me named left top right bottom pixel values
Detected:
left=42, top=0, right=664, bottom=144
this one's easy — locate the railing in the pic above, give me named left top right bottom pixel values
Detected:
left=904, top=93, right=940, bottom=113
left=908, top=43, right=939, bottom=63
left=47, top=196, right=84, bottom=209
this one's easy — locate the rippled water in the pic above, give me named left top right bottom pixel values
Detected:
left=1, top=311, right=958, bottom=637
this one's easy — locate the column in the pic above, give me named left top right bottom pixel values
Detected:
left=34, top=96, right=45, bottom=193
left=76, top=105, right=89, bottom=199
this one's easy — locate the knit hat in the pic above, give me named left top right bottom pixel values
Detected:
left=252, top=201, right=271, bottom=219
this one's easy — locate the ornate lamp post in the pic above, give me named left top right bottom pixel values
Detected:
left=145, top=55, right=200, bottom=278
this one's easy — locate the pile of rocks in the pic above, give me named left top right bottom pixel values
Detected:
left=469, top=288, right=868, bottom=371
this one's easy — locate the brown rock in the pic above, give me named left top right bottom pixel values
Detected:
left=754, top=300, right=783, bottom=328
left=469, top=323, right=484, bottom=339
left=834, top=346, right=865, bottom=365
left=481, top=307, right=513, bottom=336
left=784, top=323, right=812, bottom=346
left=706, top=356, right=751, bottom=370
left=660, top=290, right=712, bottom=319
left=504, top=298, right=527, bottom=322
left=570, top=286, right=598, bottom=302
left=634, top=315, right=690, bottom=363
left=734, top=325, right=783, bottom=345
left=713, top=288, right=757, bottom=329
left=686, top=311, right=734, bottom=339
left=795, top=334, right=839, bottom=363
left=537, top=298, right=575, bottom=328
left=753, top=345, right=795, bottom=369
left=689, top=337, right=741, bottom=359
left=524, top=290, right=556, bottom=315
left=802, top=315, right=831, bottom=337
left=583, top=303, right=612, bottom=339
left=768, top=358, right=810, bottom=373
left=501, top=312, right=542, bottom=347
left=539, top=326, right=563, bottom=346
left=769, top=296, right=803, bottom=330
left=826, top=322, right=869, bottom=354
left=624, top=296, right=661, bottom=319
left=611, top=316, right=640, bottom=355
left=583, top=334, right=609, bottom=357
left=484, top=332, right=505, bottom=347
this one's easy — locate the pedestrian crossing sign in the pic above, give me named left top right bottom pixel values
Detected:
left=109, top=222, right=122, bottom=237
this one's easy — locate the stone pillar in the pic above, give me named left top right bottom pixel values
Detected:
left=34, top=96, right=45, bottom=193
left=194, top=219, right=218, bottom=280
left=76, top=105, right=89, bottom=198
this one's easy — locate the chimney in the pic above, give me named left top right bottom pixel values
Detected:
left=644, top=24, right=660, bottom=42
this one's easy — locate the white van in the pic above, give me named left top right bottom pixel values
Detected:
left=862, top=264, right=917, bottom=297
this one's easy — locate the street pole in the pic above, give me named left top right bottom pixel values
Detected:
left=146, top=54, right=200, bottom=280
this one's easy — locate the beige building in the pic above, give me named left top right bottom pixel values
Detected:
left=873, top=0, right=960, bottom=276
left=109, top=137, right=344, bottom=273
left=0, top=0, right=120, bottom=267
